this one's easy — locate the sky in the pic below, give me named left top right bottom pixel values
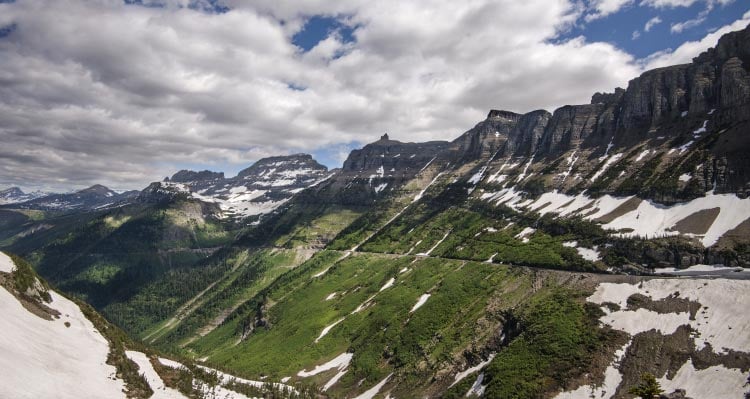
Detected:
left=0, top=0, right=748, bottom=192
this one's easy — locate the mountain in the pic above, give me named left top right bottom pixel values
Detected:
left=142, top=153, right=330, bottom=222
left=1, top=184, right=138, bottom=212
left=1, top=23, right=750, bottom=399
left=0, top=187, right=49, bottom=205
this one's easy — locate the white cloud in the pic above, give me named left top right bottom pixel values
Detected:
left=632, top=30, right=642, bottom=39
left=671, top=14, right=707, bottom=33
left=585, top=0, right=634, bottom=21
left=0, top=0, right=743, bottom=192
left=644, top=16, right=662, bottom=31
left=642, top=10, right=750, bottom=69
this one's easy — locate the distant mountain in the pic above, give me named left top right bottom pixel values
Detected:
left=141, top=153, right=330, bottom=222
left=0, top=187, right=49, bottom=205
left=1, top=184, right=137, bottom=212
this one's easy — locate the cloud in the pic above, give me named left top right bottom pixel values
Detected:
left=632, top=30, right=641, bottom=39
left=585, top=0, right=634, bottom=21
left=644, top=16, right=662, bottom=31
left=642, top=10, right=750, bottom=68
left=0, top=0, right=741, bottom=192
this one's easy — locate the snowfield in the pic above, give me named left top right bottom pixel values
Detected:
left=0, top=251, right=15, bottom=273
left=0, top=275, right=125, bottom=398
left=481, top=189, right=750, bottom=247
left=126, top=350, right=186, bottom=399
left=556, top=278, right=750, bottom=399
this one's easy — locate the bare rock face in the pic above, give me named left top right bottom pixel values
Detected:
left=453, top=110, right=522, bottom=160
left=539, top=104, right=603, bottom=156
left=618, top=65, right=692, bottom=131
left=168, top=170, right=224, bottom=183
left=508, top=109, right=551, bottom=156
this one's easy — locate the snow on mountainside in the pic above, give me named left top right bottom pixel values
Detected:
left=0, top=251, right=287, bottom=399
left=141, top=153, right=330, bottom=221
left=0, top=187, right=49, bottom=205
left=0, top=251, right=126, bottom=399
left=555, top=277, right=750, bottom=399
left=1, top=184, right=138, bottom=212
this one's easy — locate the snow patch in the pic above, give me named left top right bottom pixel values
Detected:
left=590, top=153, right=623, bottom=182
left=354, top=373, right=393, bottom=399
left=0, top=285, right=127, bottom=399
left=126, top=351, right=186, bottom=398
left=298, top=352, right=353, bottom=378
left=0, top=252, right=15, bottom=273
left=315, top=318, right=345, bottom=343
left=410, top=294, right=431, bottom=312
left=379, top=277, right=395, bottom=291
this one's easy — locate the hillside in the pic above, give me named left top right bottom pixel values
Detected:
left=0, top=251, right=312, bottom=399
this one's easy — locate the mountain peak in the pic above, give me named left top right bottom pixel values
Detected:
left=168, top=169, right=224, bottom=183
left=487, top=109, right=522, bottom=120
left=76, top=184, right=114, bottom=195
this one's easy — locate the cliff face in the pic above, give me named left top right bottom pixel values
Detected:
left=448, top=23, right=750, bottom=197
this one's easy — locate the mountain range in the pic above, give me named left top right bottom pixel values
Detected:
left=1, top=23, right=749, bottom=399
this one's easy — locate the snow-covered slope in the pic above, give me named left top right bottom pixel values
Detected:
left=3, top=184, right=136, bottom=212
left=480, top=189, right=750, bottom=247
left=555, top=277, right=750, bottom=399
left=0, top=253, right=125, bottom=399
left=0, top=252, right=279, bottom=399
left=0, top=187, right=49, bottom=205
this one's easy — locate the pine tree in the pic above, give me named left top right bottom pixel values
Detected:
left=628, top=373, right=664, bottom=399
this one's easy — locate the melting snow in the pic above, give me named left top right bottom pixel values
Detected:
left=450, top=354, right=496, bottom=387
left=553, top=343, right=628, bottom=399
left=678, top=173, right=691, bottom=182
left=410, top=294, right=431, bottom=312
left=417, top=230, right=450, bottom=256
left=658, top=360, right=748, bottom=399
left=589, top=279, right=750, bottom=353
left=354, top=373, right=393, bottom=399
left=315, top=318, right=345, bottom=343
left=484, top=189, right=750, bottom=248
left=379, top=277, right=395, bottom=291
left=576, top=246, right=600, bottom=261
left=0, top=252, right=15, bottom=273
left=693, top=120, right=708, bottom=136
left=634, top=149, right=650, bottom=162
left=298, top=352, right=353, bottom=378
left=0, top=283, right=126, bottom=399
left=126, top=351, right=186, bottom=398
left=325, top=292, right=337, bottom=301
left=590, top=153, right=623, bottom=182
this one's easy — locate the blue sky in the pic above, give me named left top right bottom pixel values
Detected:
left=0, top=0, right=748, bottom=191
left=565, top=1, right=748, bottom=59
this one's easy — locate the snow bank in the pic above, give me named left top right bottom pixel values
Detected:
left=298, top=352, right=353, bottom=377
left=0, top=251, right=15, bottom=273
left=553, top=344, right=627, bottom=399
left=126, top=350, right=186, bottom=398
left=315, top=318, right=345, bottom=343
left=483, top=188, right=750, bottom=247
left=0, top=279, right=126, bottom=399
left=379, top=277, right=395, bottom=291
left=589, top=279, right=750, bottom=353
left=410, top=294, right=431, bottom=312
left=658, top=360, right=748, bottom=399
left=354, top=373, right=393, bottom=399
left=450, top=354, right=495, bottom=387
